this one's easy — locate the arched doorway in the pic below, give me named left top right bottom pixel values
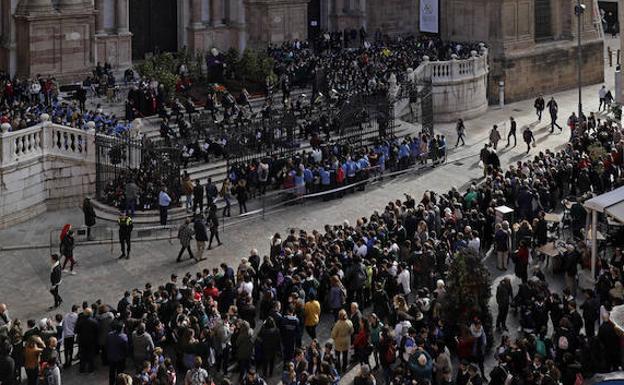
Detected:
left=130, top=0, right=178, bottom=60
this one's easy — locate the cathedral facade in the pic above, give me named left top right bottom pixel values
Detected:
left=0, top=0, right=605, bottom=102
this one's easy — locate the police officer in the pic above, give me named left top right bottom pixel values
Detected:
left=117, top=212, right=133, bottom=259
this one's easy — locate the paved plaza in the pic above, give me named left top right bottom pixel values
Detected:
left=0, top=41, right=618, bottom=383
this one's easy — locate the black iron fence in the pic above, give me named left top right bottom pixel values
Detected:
left=178, top=91, right=394, bottom=167
left=95, top=134, right=182, bottom=207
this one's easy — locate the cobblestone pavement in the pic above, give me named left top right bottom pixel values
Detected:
left=0, top=37, right=619, bottom=384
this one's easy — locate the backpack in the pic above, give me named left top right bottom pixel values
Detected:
left=41, top=364, right=54, bottom=385
left=535, top=338, right=546, bottom=357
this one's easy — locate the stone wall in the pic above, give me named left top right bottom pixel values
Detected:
left=366, top=0, right=418, bottom=35
left=0, top=122, right=96, bottom=229
left=488, top=38, right=605, bottom=103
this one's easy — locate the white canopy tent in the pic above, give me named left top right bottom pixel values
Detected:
left=583, top=186, right=624, bottom=278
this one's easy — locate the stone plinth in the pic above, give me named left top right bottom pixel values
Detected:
left=245, top=0, right=309, bottom=46
left=95, top=33, right=132, bottom=70
left=14, top=7, right=96, bottom=81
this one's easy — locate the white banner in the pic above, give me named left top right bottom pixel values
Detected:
left=420, top=0, right=439, bottom=33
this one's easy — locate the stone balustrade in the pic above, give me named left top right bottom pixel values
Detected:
left=403, top=49, right=489, bottom=122
left=0, top=121, right=97, bottom=228
left=1, top=120, right=95, bottom=167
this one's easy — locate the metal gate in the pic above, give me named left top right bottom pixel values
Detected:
left=95, top=135, right=182, bottom=208
left=400, top=79, right=433, bottom=135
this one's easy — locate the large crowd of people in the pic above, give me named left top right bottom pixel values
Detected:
left=1, top=81, right=623, bottom=385
left=0, top=67, right=130, bottom=135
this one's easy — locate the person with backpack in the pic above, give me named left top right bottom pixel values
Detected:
left=184, top=356, right=209, bottom=385
left=41, top=356, right=61, bottom=385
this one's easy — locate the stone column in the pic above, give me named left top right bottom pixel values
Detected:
left=116, top=0, right=129, bottom=34
left=95, top=0, right=105, bottom=34
left=335, top=0, right=344, bottom=14
left=190, top=0, right=203, bottom=27
left=210, top=0, right=223, bottom=26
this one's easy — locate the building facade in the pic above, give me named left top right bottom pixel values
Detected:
left=0, top=0, right=605, bottom=102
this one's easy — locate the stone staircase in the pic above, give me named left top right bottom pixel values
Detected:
left=93, top=104, right=421, bottom=223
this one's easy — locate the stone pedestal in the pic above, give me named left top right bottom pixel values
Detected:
left=14, top=7, right=96, bottom=81
left=95, top=33, right=132, bottom=70
left=245, top=0, right=309, bottom=46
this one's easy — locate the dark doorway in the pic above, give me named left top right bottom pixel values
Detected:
left=308, top=0, right=321, bottom=42
left=130, top=0, right=178, bottom=60
left=598, top=1, right=619, bottom=34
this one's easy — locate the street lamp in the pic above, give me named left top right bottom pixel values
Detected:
left=575, top=1, right=586, bottom=120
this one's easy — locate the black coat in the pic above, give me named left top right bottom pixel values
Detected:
left=50, top=263, right=62, bottom=286
left=76, top=317, right=99, bottom=348
left=83, top=203, right=96, bottom=227
left=193, top=219, right=208, bottom=241
left=259, top=325, right=281, bottom=357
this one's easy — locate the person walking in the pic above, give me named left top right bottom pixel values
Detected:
left=599, top=85, right=607, bottom=111
left=117, top=212, right=133, bottom=260
left=207, top=204, right=222, bottom=249
left=49, top=254, right=63, bottom=310
left=522, top=126, right=535, bottom=154
left=158, top=187, right=172, bottom=225
left=489, top=125, right=501, bottom=150
left=534, top=94, right=545, bottom=121
left=455, top=119, right=466, bottom=147
left=176, top=218, right=195, bottom=262
left=82, top=198, right=96, bottom=240
left=192, top=179, right=204, bottom=214
left=60, top=226, right=76, bottom=275
left=505, top=117, right=517, bottom=147
left=547, top=97, right=562, bottom=132
left=193, top=214, right=208, bottom=261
